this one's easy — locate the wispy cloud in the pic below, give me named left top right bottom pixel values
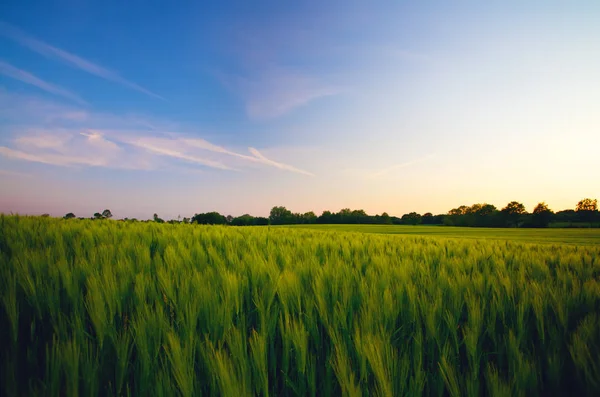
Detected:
left=122, top=135, right=314, bottom=175
left=221, top=68, right=342, bottom=119
left=248, top=147, right=314, bottom=176
left=0, top=129, right=127, bottom=167
left=370, top=154, right=436, bottom=178
left=0, top=91, right=314, bottom=175
left=126, top=138, right=233, bottom=171
left=182, top=138, right=314, bottom=176
left=0, top=60, right=86, bottom=104
left=0, top=22, right=163, bottom=99
left=0, top=146, right=103, bottom=167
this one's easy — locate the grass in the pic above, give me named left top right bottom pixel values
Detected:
left=282, top=224, right=600, bottom=245
left=1, top=215, right=599, bottom=396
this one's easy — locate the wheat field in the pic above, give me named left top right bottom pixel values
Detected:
left=1, top=215, right=599, bottom=396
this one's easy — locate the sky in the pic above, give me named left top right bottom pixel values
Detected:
left=1, top=1, right=599, bottom=219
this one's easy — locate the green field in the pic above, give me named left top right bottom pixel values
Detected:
left=1, top=215, right=600, bottom=396
left=282, top=224, right=600, bottom=245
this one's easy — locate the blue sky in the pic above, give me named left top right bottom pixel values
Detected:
left=1, top=1, right=599, bottom=219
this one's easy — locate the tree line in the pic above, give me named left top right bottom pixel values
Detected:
left=63, top=198, right=599, bottom=228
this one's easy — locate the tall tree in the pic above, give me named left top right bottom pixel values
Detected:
left=102, top=209, right=113, bottom=219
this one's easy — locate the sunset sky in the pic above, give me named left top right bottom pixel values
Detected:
left=1, top=1, right=599, bottom=219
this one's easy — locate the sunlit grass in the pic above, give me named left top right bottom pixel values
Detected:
left=0, top=215, right=599, bottom=395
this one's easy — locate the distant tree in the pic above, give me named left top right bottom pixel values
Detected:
left=317, top=210, right=333, bottom=224
left=269, top=206, right=293, bottom=225
left=401, top=212, right=422, bottom=225
left=577, top=198, right=598, bottom=212
left=447, top=205, right=470, bottom=226
left=226, top=215, right=233, bottom=224
left=351, top=209, right=368, bottom=223
left=554, top=210, right=577, bottom=224
left=41, top=214, right=50, bottom=218
left=191, top=212, right=227, bottom=225
left=421, top=212, right=433, bottom=224
left=253, top=217, right=269, bottom=226
left=450, top=205, right=469, bottom=216
left=576, top=198, right=598, bottom=222
left=302, top=211, right=318, bottom=224
left=469, top=203, right=498, bottom=227
left=231, top=214, right=255, bottom=226
left=501, top=201, right=526, bottom=227
left=477, top=204, right=497, bottom=217
left=381, top=212, right=392, bottom=224
left=102, top=209, right=113, bottom=219
left=153, top=213, right=165, bottom=223
left=531, top=202, right=553, bottom=227
left=64, top=212, right=76, bottom=219
left=93, top=212, right=103, bottom=219
left=182, top=217, right=190, bottom=224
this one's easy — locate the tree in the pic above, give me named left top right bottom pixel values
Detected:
left=576, top=198, right=598, bottom=222
left=269, top=206, right=293, bottom=225
left=191, top=212, right=227, bottom=225
left=501, top=201, right=526, bottom=227
left=381, top=212, right=392, bottom=224
left=102, top=209, right=113, bottom=219
left=153, top=213, right=164, bottom=223
left=351, top=209, right=368, bottom=223
left=64, top=212, right=76, bottom=219
left=226, top=215, right=233, bottom=224
left=93, top=212, right=103, bottom=219
left=577, top=198, right=598, bottom=212
left=302, top=211, right=318, bottom=224
left=448, top=205, right=469, bottom=216
left=401, top=212, right=422, bottom=225
left=468, top=203, right=498, bottom=227
left=317, top=211, right=333, bottom=224
left=530, top=202, right=553, bottom=227
left=231, top=214, right=255, bottom=226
